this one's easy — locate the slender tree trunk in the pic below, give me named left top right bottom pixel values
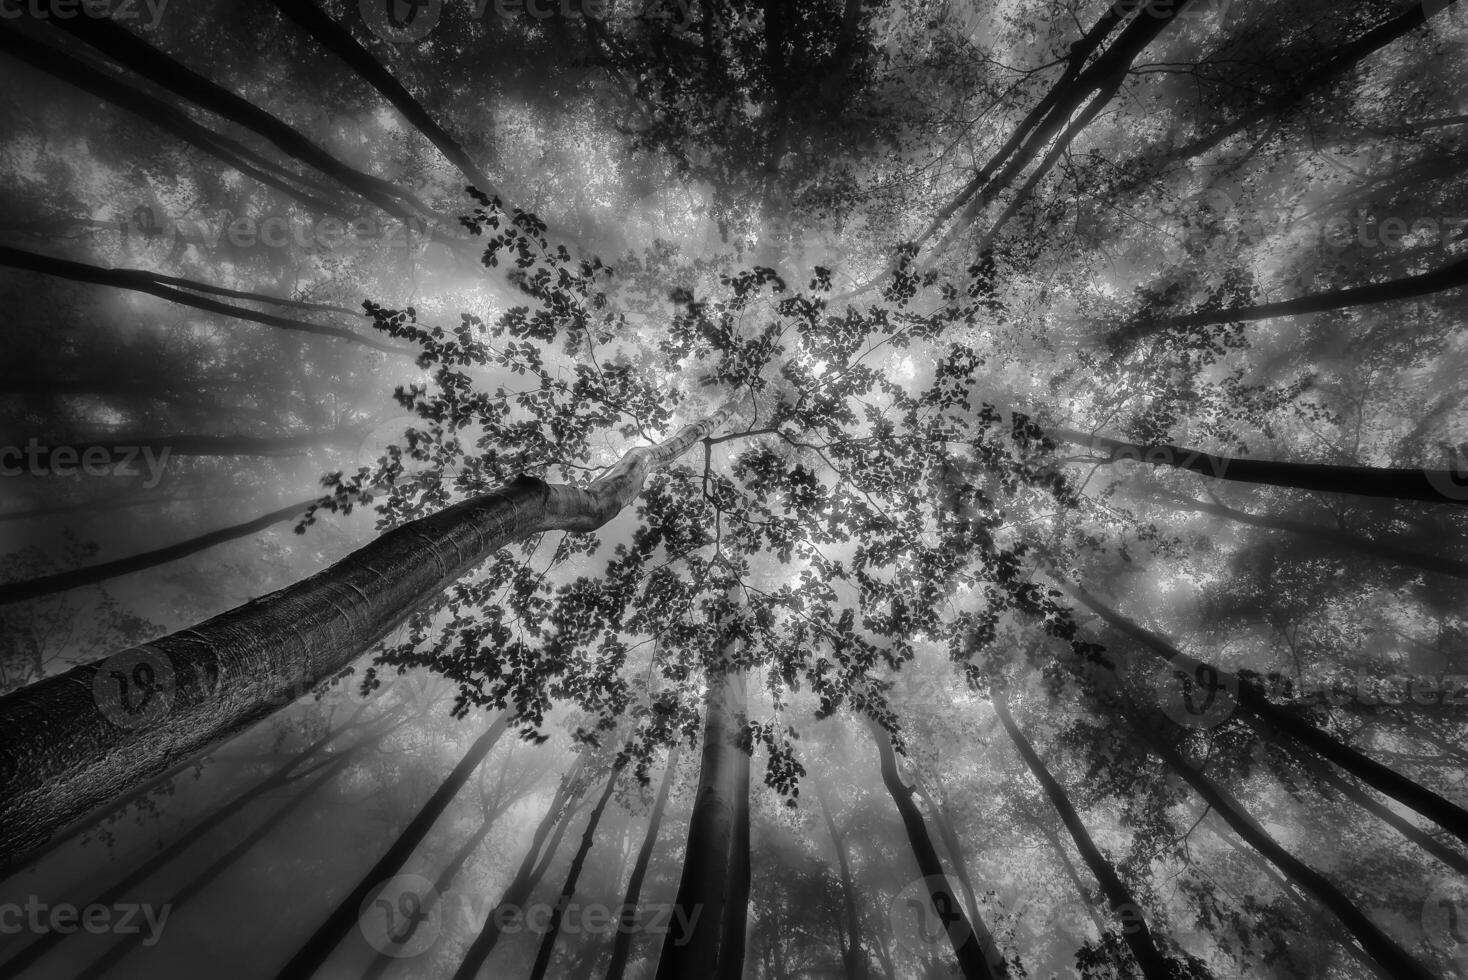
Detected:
left=867, top=716, right=1008, bottom=980
left=1050, top=428, right=1468, bottom=505
left=0, top=408, right=732, bottom=867
left=654, top=669, right=751, bottom=980
left=810, top=768, right=868, bottom=980
left=0, top=496, right=320, bottom=606
left=1061, top=581, right=1468, bottom=846
left=72, top=728, right=387, bottom=980
left=1149, top=493, right=1468, bottom=580
left=266, top=0, right=500, bottom=197
left=452, top=762, right=588, bottom=980
left=0, top=709, right=398, bottom=976
left=1132, top=712, right=1435, bottom=979
left=276, top=714, right=511, bottom=979
left=604, top=744, right=680, bottom=980
left=0, top=245, right=397, bottom=352
left=992, top=689, right=1176, bottom=979
left=528, top=765, right=624, bottom=980
left=1025, top=815, right=1109, bottom=938
left=913, top=780, right=983, bottom=944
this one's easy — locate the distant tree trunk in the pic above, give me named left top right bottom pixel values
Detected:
left=528, top=765, right=624, bottom=980
left=654, top=668, right=751, bottom=980
left=0, top=709, right=398, bottom=977
left=0, top=408, right=732, bottom=867
left=868, top=716, right=1008, bottom=980
left=992, top=689, right=1176, bottom=979
left=1050, top=428, right=1468, bottom=506
left=277, top=714, right=511, bottom=979
left=810, top=768, right=869, bottom=980
left=1024, top=814, right=1109, bottom=938
left=266, top=0, right=500, bottom=196
left=1122, top=255, right=1468, bottom=344
left=0, top=496, right=319, bottom=606
left=605, top=744, right=681, bottom=980
left=0, top=245, right=397, bottom=352
left=453, top=762, right=588, bottom=980
left=1149, top=493, right=1468, bottom=580
left=1061, top=580, right=1468, bottom=847
left=1132, top=713, right=1435, bottom=979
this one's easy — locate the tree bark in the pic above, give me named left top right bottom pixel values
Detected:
left=1131, top=712, right=1436, bottom=979
left=604, top=744, right=680, bottom=980
left=868, top=715, right=1008, bottom=980
left=1060, top=580, right=1468, bottom=848
left=276, top=713, right=511, bottom=979
left=0, top=496, right=320, bottom=606
left=1050, top=428, right=1468, bottom=506
left=528, top=765, right=624, bottom=980
left=654, top=668, right=751, bottom=980
left=0, top=408, right=732, bottom=867
left=992, top=689, right=1176, bottom=979
left=0, top=245, right=397, bottom=352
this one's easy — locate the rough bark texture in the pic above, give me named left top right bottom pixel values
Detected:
left=992, top=689, right=1174, bottom=979
left=276, top=713, right=511, bottom=979
left=0, top=409, right=729, bottom=866
left=1050, top=428, right=1468, bottom=505
left=604, top=744, right=680, bottom=980
left=654, top=668, right=750, bottom=980
left=868, top=716, right=1007, bottom=980
left=1061, top=580, right=1468, bottom=846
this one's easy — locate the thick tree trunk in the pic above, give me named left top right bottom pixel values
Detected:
left=266, top=0, right=499, bottom=197
left=913, top=780, right=984, bottom=947
left=810, top=768, right=869, bottom=980
left=528, top=765, right=624, bottom=980
left=1150, top=493, right=1468, bottom=580
left=1132, top=713, right=1435, bottom=979
left=604, top=744, right=680, bottom=980
left=1061, top=580, right=1468, bottom=847
left=276, top=714, right=511, bottom=979
left=453, top=762, right=588, bottom=980
left=0, top=710, right=399, bottom=977
left=0, top=245, right=397, bottom=352
left=0, top=409, right=731, bottom=867
left=0, top=497, right=319, bottom=606
left=1050, top=428, right=1468, bottom=505
left=655, top=667, right=751, bottom=980
left=992, top=689, right=1175, bottom=979
left=868, top=716, right=1008, bottom=980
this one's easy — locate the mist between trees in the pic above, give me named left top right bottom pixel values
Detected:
left=1, top=1, right=1468, bottom=979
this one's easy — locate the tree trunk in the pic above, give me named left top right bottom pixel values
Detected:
left=452, top=761, right=588, bottom=980
left=1132, top=712, right=1435, bottom=979
left=0, top=245, right=397, bottom=352
left=810, top=768, right=869, bottom=980
left=1061, top=580, right=1468, bottom=847
left=1149, top=493, right=1468, bottom=580
left=654, top=668, right=751, bottom=980
left=1050, top=428, right=1468, bottom=506
left=867, top=716, right=1008, bottom=980
left=992, top=689, right=1176, bottom=979
left=528, top=765, right=624, bottom=980
left=604, top=743, right=680, bottom=980
left=276, top=714, right=511, bottom=979
left=0, top=408, right=732, bottom=867
left=912, top=779, right=983, bottom=945
left=0, top=708, right=399, bottom=976
left=0, top=496, right=320, bottom=606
